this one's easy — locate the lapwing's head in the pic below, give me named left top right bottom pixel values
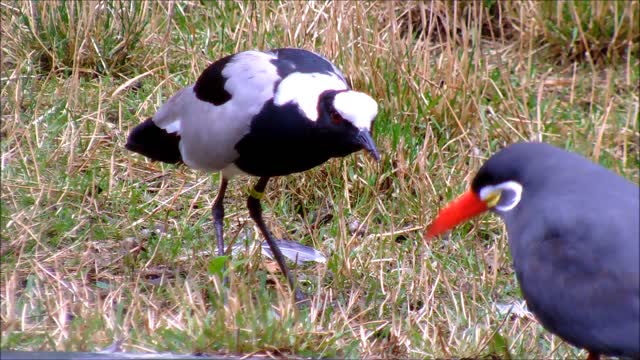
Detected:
left=316, top=89, right=380, bottom=161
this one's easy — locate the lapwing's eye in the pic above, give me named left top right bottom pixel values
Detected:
left=330, top=110, right=343, bottom=125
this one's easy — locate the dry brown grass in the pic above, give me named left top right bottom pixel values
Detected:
left=1, top=0, right=638, bottom=358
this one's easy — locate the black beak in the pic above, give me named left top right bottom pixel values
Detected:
left=357, top=130, right=380, bottom=162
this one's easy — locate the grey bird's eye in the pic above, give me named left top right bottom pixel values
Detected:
left=494, top=181, right=523, bottom=212
left=497, top=188, right=518, bottom=209
left=480, top=180, right=523, bottom=212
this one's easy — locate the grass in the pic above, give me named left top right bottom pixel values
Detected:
left=1, top=0, right=638, bottom=358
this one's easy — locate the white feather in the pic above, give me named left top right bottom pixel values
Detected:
left=152, top=86, right=193, bottom=134
left=222, top=51, right=280, bottom=114
left=274, top=72, right=347, bottom=121
left=231, top=239, right=327, bottom=265
left=333, top=91, right=378, bottom=130
left=479, top=180, right=523, bottom=212
left=162, top=120, right=181, bottom=134
left=220, top=163, right=248, bottom=178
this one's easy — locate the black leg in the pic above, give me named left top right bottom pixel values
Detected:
left=212, top=177, right=228, bottom=284
left=247, top=177, right=305, bottom=302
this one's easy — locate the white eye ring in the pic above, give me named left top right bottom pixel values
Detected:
left=479, top=181, right=523, bottom=212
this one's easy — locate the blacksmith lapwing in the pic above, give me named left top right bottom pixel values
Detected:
left=126, top=48, right=380, bottom=301
left=427, top=142, right=639, bottom=359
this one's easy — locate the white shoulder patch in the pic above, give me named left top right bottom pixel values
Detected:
left=222, top=50, right=280, bottom=115
left=333, top=91, right=378, bottom=130
left=274, top=72, right=347, bottom=121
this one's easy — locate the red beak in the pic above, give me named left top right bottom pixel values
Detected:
left=425, top=190, right=489, bottom=238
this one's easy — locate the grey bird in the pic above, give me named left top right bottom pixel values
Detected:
left=125, top=48, right=380, bottom=302
left=426, top=142, right=640, bottom=360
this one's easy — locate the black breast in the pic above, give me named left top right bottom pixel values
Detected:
left=233, top=101, right=359, bottom=177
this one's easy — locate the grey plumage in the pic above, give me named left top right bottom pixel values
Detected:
left=487, top=143, right=639, bottom=358
left=474, top=143, right=640, bottom=357
left=428, top=142, right=639, bottom=359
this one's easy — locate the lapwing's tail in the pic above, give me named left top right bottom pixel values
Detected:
left=125, top=118, right=182, bottom=164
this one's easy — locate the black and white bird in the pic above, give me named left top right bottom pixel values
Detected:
left=126, top=48, right=380, bottom=301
